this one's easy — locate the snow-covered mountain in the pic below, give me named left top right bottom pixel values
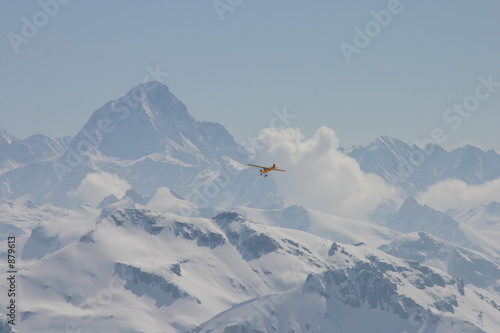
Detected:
left=1, top=204, right=498, bottom=333
left=234, top=204, right=400, bottom=247
left=0, top=128, right=70, bottom=173
left=69, top=82, right=243, bottom=162
left=386, top=198, right=499, bottom=257
left=197, top=240, right=495, bottom=333
left=446, top=201, right=500, bottom=246
left=347, top=136, right=500, bottom=196
left=2, top=83, right=498, bottom=212
left=0, top=82, right=283, bottom=209
left=1, top=81, right=499, bottom=332
left=380, top=231, right=500, bottom=291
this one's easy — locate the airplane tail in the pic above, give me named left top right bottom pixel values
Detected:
left=273, top=163, right=275, bottom=167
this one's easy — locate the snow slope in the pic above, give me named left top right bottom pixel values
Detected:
left=1, top=205, right=498, bottom=332
left=235, top=204, right=400, bottom=247
left=387, top=198, right=499, bottom=257
left=447, top=201, right=500, bottom=245
left=196, top=227, right=499, bottom=333
left=380, top=231, right=500, bottom=291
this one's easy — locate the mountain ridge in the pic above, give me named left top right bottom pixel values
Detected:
left=0, top=127, right=71, bottom=173
left=3, top=203, right=498, bottom=332
left=68, top=82, right=244, bottom=162
left=347, top=135, right=500, bottom=196
left=0, top=82, right=257, bottom=208
left=387, top=197, right=499, bottom=257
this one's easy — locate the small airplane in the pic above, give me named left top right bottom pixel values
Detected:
left=247, top=163, right=285, bottom=176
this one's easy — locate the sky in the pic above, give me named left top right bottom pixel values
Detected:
left=1, top=0, right=499, bottom=151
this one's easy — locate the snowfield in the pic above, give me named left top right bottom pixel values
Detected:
left=1, top=204, right=499, bottom=332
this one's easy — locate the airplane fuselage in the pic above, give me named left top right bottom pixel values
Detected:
left=247, top=163, right=285, bottom=176
left=260, top=167, right=274, bottom=174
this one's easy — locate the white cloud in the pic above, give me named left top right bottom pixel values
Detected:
left=416, top=178, right=500, bottom=211
left=254, top=126, right=399, bottom=219
left=69, top=172, right=131, bottom=207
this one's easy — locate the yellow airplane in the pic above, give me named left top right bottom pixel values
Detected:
left=247, top=163, right=285, bottom=176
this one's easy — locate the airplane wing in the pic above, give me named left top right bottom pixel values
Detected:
left=274, top=168, right=285, bottom=172
left=247, top=164, right=267, bottom=169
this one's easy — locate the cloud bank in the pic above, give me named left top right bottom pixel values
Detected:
left=69, top=172, right=131, bottom=207
left=255, top=126, right=399, bottom=219
left=416, top=178, right=500, bottom=211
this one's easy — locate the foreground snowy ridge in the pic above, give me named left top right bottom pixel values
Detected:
left=1, top=202, right=498, bottom=333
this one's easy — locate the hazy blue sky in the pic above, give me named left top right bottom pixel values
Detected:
left=1, top=0, right=499, bottom=150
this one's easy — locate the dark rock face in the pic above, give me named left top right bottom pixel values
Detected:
left=328, top=242, right=339, bottom=256
left=212, top=212, right=281, bottom=260
left=197, top=230, right=226, bottom=249
left=170, top=263, right=181, bottom=276
left=306, top=255, right=463, bottom=324
left=21, top=226, right=61, bottom=260
left=110, top=209, right=164, bottom=235
left=114, top=263, right=196, bottom=307
left=322, top=261, right=399, bottom=311
left=109, top=209, right=226, bottom=248
left=173, top=221, right=225, bottom=249
left=380, top=231, right=500, bottom=289
left=222, top=325, right=266, bottom=333
left=212, top=212, right=246, bottom=228
left=225, top=227, right=281, bottom=260
left=245, top=233, right=280, bottom=259
left=79, top=229, right=96, bottom=243
left=433, top=296, right=458, bottom=314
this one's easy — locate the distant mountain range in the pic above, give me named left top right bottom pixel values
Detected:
left=0, top=128, right=70, bottom=172
left=0, top=82, right=274, bottom=208
left=2, top=82, right=499, bottom=209
left=347, top=136, right=500, bottom=196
